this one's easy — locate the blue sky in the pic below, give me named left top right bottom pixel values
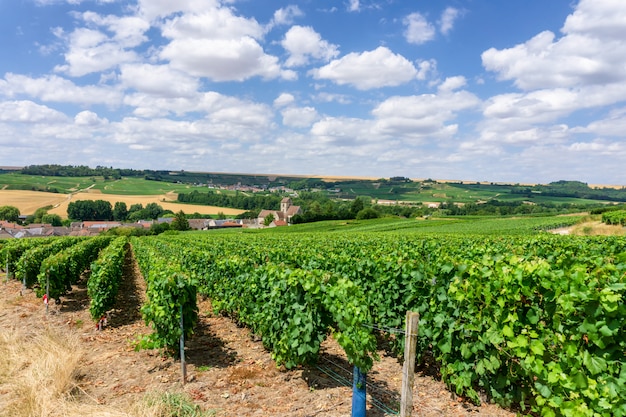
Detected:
left=1, top=0, right=625, bottom=185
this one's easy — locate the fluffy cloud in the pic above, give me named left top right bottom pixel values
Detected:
left=273, top=93, right=295, bottom=108
left=269, top=5, right=303, bottom=28
left=482, top=0, right=626, bottom=90
left=0, top=73, right=122, bottom=105
left=119, top=64, right=199, bottom=97
left=158, top=8, right=293, bottom=81
left=439, top=7, right=461, bottom=35
left=281, top=106, right=319, bottom=128
left=0, top=100, right=68, bottom=123
left=371, top=89, right=480, bottom=139
left=74, top=110, right=108, bottom=126
left=310, top=46, right=418, bottom=90
left=403, top=13, right=435, bottom=45
left=281, top=26, right=339, bottom=67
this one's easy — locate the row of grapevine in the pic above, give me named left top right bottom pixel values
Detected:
left=0, top=237, right=57, bottom=278
left=15, top=237, right=83, bottom=286
left=87, top=237, right=128, bottom=320
left=139, top=236, right=378, bottom=371
left=602, top=209, right=626, bottom=226
left=130, top=237, right=198, bottom=355
left=37, top=236, right=112, bottom=301
left=151, top=232, right=626, bottom=417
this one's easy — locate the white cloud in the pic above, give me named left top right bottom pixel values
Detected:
left=439, top=7, right=461, bottom=35
left=122, top=91, right=272, bottom=123
left=413, top=59, right=437, bottom=82
left=371, top=90, right=480, bottom=139
left=403, top=13, right=436, bottom=45
left=0, top=73, right=122, bottom=106
left=77, top=11, right=149, bottom=47
left=55, top=27, right=139, bottom=77
left=119, top=64, right=199, bottom=97
left=348, top=0, right=360, bottom=12
left=273, top=93, right=295, bottom=108
left=270, top=5, right=303, bottom=28
left=161, top=37, right=290, bottom=81
left=157, top=8, right=293, bottom=81
left=75, top=110, right=108, bottom=126
left=310, top=46, right=418, bottom=90
left=573, top=107, right=626, bottom=136
left=0, top=100, right=68, bottom=123
left=482, top=0, right=626, bottom=90
left=281, top=106, right=319, bottom=128
left=136, top=0, right=221, bottom=21
left=281, top=26, right=339, bottom=67
left=438, top=76, right=466, bottom=92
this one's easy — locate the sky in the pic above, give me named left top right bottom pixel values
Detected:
left=1, top=0, right=625, bottom=185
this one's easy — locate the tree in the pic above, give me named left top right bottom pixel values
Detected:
left=41, top=214, right=63, bottom=226
left=356, top=207, right=380, bottom=220
left=263, top=213, right=275, bottom=226
left=113, top=202, right=128, bottom=221
left=350, top=197, right=365, bottom=217
left=0, top=206, right=20, bottom=222
left=171, top=210, right=190, bottom=231
left=67, top=200, right=113, bottom=221
left=145, top=202, right=165, bottom=220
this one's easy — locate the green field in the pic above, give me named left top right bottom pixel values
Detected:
left=0, top=173, right=201, bottom=195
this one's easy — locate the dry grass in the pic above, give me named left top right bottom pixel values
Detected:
left=0, top=190, right=68, bottom=214
left=0, top=326, right=206, bottom=417
left=0, top=327, right=84, bottom=417
left=569, top=221, right=626, bottom=236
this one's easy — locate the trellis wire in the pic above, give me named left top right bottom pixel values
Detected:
left=317, top=355, right=400, bottom=415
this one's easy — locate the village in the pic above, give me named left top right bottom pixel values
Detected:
left=0, top=198, right=302, bottom=239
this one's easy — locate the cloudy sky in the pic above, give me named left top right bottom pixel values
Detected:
left=1, top=0, right=625, bottom=184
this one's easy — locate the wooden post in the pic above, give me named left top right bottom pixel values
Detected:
left=400, top=311, right=419, bottom=417
left=180, top=304, right=187, bottom=384
left=46, top=272, right=50, bottom=315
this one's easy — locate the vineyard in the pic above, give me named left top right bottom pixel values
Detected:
left=1, top=224, right=625, bottom=416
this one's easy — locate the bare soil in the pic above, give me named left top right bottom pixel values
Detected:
left=0, top=251, right=518, bottom=417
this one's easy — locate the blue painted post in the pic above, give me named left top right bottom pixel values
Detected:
left=351, top=365, right=367, bottom=417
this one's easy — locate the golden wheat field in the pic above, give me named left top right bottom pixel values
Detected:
left=0, top=190, right=244, bottom=218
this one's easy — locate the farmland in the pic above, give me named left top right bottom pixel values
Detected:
left=1, top=213, right=625, bottom=416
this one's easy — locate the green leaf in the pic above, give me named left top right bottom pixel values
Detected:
left=583, top=351, right=607, bottom=375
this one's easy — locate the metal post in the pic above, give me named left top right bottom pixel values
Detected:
left=5, top=252, right=8, bottom=283
left=180, top=303, right=187, bottom=384
left=351, top=365, right=367, bottom=417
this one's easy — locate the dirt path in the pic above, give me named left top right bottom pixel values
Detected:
left=0, top=254, right=518, bottom=417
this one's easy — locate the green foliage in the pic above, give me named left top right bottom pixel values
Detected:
left=263, top=213, right=275, bottom=226
left=67, top=199, right=113, bottom=221
left=131, top=238, right=198, bottom=355
left=602, top=210, right=626, bottom=226
left=15, top=237, right=82, bottom=287
left=88, top=237, right=128, bottom=320
left=112, top=201, right=128, bottom=221
left=41, top=213, right=63, bottom=226
left=171, top=210, right=190, bottom=231
left=0, top=205, right=20, bottom=222
left=139, top=235, right=378, bottom=371
left=0, top=238, right=46, bottom=277
left=141, top=232, right=626, bottom=415
left=355, top=207, right=379, bottom=220
left=38, top=236, right=111, bottom=300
